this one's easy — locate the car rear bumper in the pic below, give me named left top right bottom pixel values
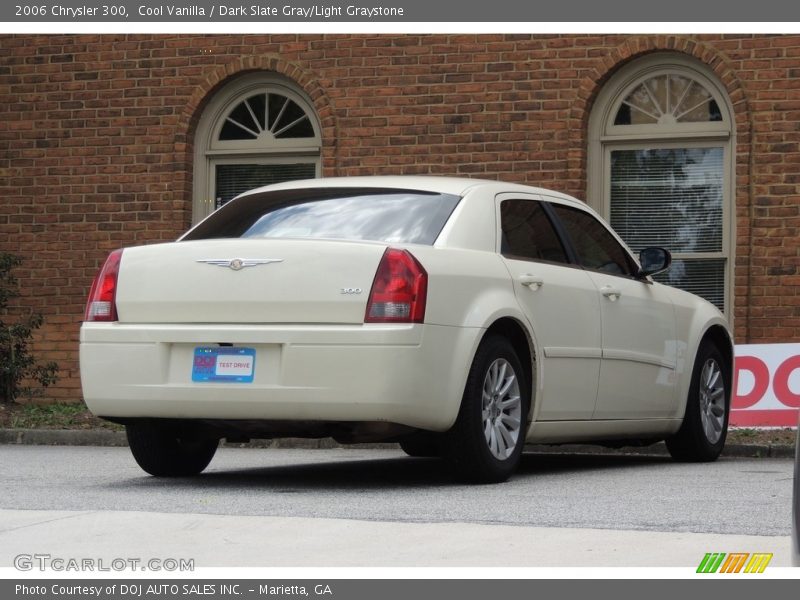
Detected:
left=79, top=322, right=481, bottom=431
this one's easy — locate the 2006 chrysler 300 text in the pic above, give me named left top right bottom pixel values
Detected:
left=80, top=176, right=733, bottom=483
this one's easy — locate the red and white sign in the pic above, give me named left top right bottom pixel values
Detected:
left=732, top=343, right=800, bottom=427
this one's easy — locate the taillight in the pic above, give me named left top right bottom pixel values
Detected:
left=84, top=249, right=123, bottom=322
left=365, top=248, right=427, bottom=323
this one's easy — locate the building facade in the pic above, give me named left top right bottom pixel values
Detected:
left=1, top=34, right=798, bottom=402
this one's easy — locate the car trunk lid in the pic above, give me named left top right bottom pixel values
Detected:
left=115, top=239, right=387, bottom=324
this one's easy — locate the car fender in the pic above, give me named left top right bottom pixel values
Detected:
left=407, top=246, right=539, bottom=428
left=473, top=306, right=540, bottom=427
left=668, top=285, right=734, bottom=423
left=442, top=303, right=540, bottom=431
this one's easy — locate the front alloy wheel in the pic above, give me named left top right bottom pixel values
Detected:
left=666, top=342, right=730, bottom=462
left=698, top=358, right=726, bottom=445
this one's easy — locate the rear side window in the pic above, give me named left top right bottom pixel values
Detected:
left=500, top=199, right=568, bottom=264
left=183, top=188, right=461, bottom=245
left=550, top=204, right=636, bottom=277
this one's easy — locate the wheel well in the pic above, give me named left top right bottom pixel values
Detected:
left=700, top=325, right=734, bottom=391
left=484, top=318, right=535, bottom=415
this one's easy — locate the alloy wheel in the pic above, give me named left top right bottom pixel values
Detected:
left=699, top=358, right=726, bottom=444
left=481, top=358, right=523, bottom=460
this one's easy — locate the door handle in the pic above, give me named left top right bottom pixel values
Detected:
left=519, top=275, right=544, bottom=290
left=601, top=286, right=622, bottom=301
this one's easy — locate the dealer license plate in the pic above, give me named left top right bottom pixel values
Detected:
left=191, top=347, right=256, bottom=383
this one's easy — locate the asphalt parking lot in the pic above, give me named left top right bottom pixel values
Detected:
left=0, top=445, right=792, bottom=567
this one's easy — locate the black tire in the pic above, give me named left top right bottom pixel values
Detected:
left=666, top=342, right=730, bottom=462
left=126, top=422, right=219, bottom=477
left=443, top=335, right=529, bottom=483
left=399, top=432, right=442, bottom=458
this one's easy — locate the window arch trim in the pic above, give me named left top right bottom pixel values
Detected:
left=594, top=58, right=733, bottom=141
left=192, top=73, right=322, bottom=224
left=208, top=82, right=321, bottom=151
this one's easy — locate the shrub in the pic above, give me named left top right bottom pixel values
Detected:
left=0, top=253, right=59, bottom=403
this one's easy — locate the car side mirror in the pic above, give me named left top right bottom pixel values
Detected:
left=638, top=247, right=671, bottom=278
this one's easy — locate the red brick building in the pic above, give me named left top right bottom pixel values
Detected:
left=1, top=34, right=798, bottom=402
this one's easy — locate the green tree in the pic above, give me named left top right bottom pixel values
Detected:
left=0, top=253, right=59, bottom=403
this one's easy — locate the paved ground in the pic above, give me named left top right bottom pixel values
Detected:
left=1, top=445, right=792, bottom=535
left=0, top=445, right=793, bottom=567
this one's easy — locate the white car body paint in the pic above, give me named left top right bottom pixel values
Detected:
left=80, top=176, right=732, bottom=445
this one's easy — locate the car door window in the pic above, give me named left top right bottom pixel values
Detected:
left=500, top=199, right=568, bottom=264
left=550, top=204, right=636, bottom=276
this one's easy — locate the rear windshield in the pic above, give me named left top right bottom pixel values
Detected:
left=182, top=188, right=461, bottom=245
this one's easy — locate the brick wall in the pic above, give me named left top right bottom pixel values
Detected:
left=1, top=33, right=799, bottom=403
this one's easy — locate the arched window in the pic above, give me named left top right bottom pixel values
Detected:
left=588, top=55, right=734, bottom=315
left=193, top=73, right=322, bottom=223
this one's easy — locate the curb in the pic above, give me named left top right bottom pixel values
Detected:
left=0, top=428, right=793, bottom=458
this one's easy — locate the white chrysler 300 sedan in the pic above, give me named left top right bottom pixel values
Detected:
left=80, top=176, right=733, bottom=483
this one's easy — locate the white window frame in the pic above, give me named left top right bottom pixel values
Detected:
left=192, top=72, right=322, bottom=224
left=587, top=54, right=735, bottom=318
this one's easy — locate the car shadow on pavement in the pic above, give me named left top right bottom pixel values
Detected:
left=521, top=451, right=673, bottom=475
left=114, top=450, right=673, bottom=491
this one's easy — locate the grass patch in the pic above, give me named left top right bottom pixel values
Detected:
left=10, top=403, right=85, bottom=428
left=0, top=402, right=122, bottom=430
left=731, top=428, right=758, bottom=439
left=727, top=427, right=796, bottom=446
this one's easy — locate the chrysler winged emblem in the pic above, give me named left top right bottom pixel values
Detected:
left=196, top=258, right=283, bottom=271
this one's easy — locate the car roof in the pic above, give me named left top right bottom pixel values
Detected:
left=236, top=176, right=586, bottom=208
